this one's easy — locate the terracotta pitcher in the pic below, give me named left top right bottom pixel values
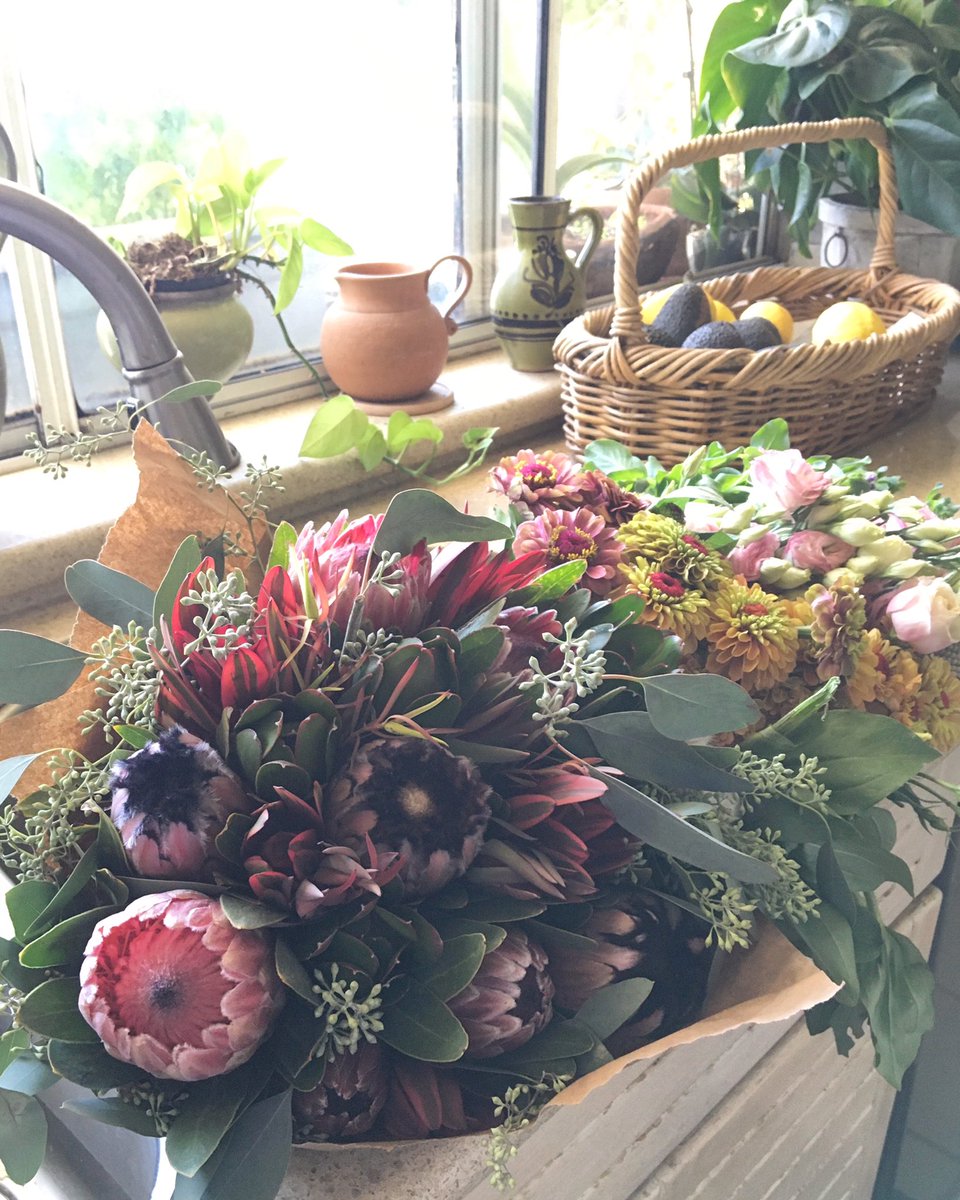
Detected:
left=321, top=256, right=473, bottom=407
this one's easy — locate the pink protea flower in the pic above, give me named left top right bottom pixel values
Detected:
left=293, top=1042, right=388, bottom=1140
left=79, top=891, right=285, bottom=1081
left=109, top=727, right=252, bottom=880
left=447, top=929, right=554, bottom=1058
left=489, top=449, right=584, bottom=517
left=513, top=507, right=624, bottom=597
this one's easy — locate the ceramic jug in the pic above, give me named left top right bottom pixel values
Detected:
left=491, top=196, right=603, bottom=371
left=321, top=256, right=473, bottom=409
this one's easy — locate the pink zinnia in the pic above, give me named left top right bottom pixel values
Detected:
left=513, top=507, right=624, bottom=596
left=489, top=449, right=584, bottom=517
left=79, top=891, right=285, bottom=1081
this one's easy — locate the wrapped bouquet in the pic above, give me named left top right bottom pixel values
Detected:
left=0, top=424, right=951, bottom=1200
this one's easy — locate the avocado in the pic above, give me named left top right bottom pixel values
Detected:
left=681, top=321, right=745, bottom=350
left=645, top=324, right=680, bottom=347
left=736, top=316, right=781, bottom=350
left=650, top=283, right=710, bottom=346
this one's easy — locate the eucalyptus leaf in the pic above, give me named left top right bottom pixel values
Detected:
left=373, top=490, right=512, bottom=556
left=64, top=560, right=155, bottom=630
left=166, top=1055, right=274, bottom=1177
left=575, top=978, right=654, bottom=1041
left=154, top=536, right=203, bottom=632
left=0, top=1055, right=58, bottom=1097
left=640, top=673, right=760, bottom=741
left=0, top=630, right=86, bottom=706
left=63, top=1095, right=162, bottom=1137
left=0, top=753, right=40, bottom=805
left=0, top=1088, right=47, bottom=1184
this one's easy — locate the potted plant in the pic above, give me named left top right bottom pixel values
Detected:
left=693, top=0, right=960, bottom=277
left=96, top=133, right=353, bottom=386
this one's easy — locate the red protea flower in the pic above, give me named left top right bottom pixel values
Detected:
left=109, top=726, right=252, bottom=880
left=426, top=541, right=547, bottom=628
left=513, top=508, right=624, bottom=597
left=447, top=929, right=554, bottom=1058
left=79, top=891, right=285, bottom=1081
left=548, top=895, right=711, bottom=1053
left=293, top=1042, right=388, bottom=1140
left=327, top=736, right=493, bottom=898
left=493, top=605, right=564, bottom=674
left=489, top=448, right=585, bottom=517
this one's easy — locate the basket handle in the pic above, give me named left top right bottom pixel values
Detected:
left=612, top=117, right=898, bottom=341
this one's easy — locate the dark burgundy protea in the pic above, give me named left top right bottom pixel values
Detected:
left=447, top=929, right=554, bottom=1058
left=327, top=736, right=493, bottom=898
left=548, top=894, right=711, bottom=1054
left=493, top=605, right=564, bottom=674
left=109, top=727, right=252, bottom=880
left=293, top=1042, right=388, bottom=1140
left=381, top=1057, right=470, bottom=1139
left=578, top=469, right=653, bottom=527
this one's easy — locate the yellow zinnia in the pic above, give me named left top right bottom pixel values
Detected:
left=619, top=559, right=713, bottom=646
left=705, top=581, right=801, bottom=692
left=910, top=655, right=960, bottom=753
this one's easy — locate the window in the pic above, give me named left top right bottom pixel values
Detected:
left=0, top=1, right=726, bottom=460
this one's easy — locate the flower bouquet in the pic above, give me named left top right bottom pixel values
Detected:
left=0, top=424, right=951, bottom=1200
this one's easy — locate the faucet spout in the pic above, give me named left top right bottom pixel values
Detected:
left=0, top=179, right=239, bottom=469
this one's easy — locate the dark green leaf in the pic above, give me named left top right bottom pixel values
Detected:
left=5, top=880, right=57, bottom=943
left=155, top=535, right=204, bottom=633
left=64, top=560, right=154, bottom=630
left=0, top=630, right=86, bottom=706
left=416, top=933, right=486, bottom=1002
left=641, top=673, right=760, bottom=740
left=888, top=81, right=960, bottom=234
left=0, top=1088, right=47, bottom=1184
left=96, top=808, right=130, bottom=875
left=18, top=977, right=98, bottom=1042
left=219, top=894, right=287, bottom=930
left=62, top=1096, right=161, bottom=1137
left=463, top=895, right=547, bottom=922
left=373, top=490, right=512, bottom=556
left=861, top=925, right=934, bottom=1088
left=20, top=905, right=118, bottom=969
left=431, top=916, right=507, bottom=954
left=274, top=938, right=317, bottom=1004
left=0, top=1030, right=30, bottom=1078
left=500, top=1017, right=596, bottom=1066
left=576, top=978, right=655, bottom=1041
left=23, top=844, right=100, bottom=939
left=0, top=1055, right=57, bottom=1096
left=593, top=769, right=778, bottom=884
left=792, top=902, right=859, bottom=998
left=47, top=1040, right=146, bottom=1089
left=379, top=982, right=468, bottom=1062
left=828, top=821, right=914, bottom=893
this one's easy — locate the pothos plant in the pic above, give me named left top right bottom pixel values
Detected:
left=114, top=133, right=353, bottom=387
left=691, top=0, right=960, bottom=253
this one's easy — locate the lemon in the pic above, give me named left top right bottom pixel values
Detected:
left=740, top=300, right=794, bottom=343
left=641, top=284, right=680, bottom=325
left=709, top=297, right=735, bottom=323
left=811, top=301, right=885, bottom=346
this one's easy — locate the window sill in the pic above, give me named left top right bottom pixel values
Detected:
left=0, top=350, right=562, bottom=626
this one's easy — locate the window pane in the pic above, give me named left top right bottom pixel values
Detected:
left=0, top=265, right=32, bottom=423
left=12, top=1, right=461, bottom=412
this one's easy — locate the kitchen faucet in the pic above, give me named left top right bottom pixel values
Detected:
left=0, top=177, right=239, bottom=469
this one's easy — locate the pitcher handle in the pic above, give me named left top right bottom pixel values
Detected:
left=428, top=254, right=474, bottom=334
left=566, top=207, right=604, bottom=272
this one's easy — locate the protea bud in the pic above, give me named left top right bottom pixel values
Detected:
left=447, top=929, right=554, bottom=1058
left=381, top=1058, right=469, bottom=1139
left=549, top=895, right=711, bottom=1055
left=328, top=736, right=492, bottom=898
left=293, top=1042, right=388, bottom=1140
left=79, top=890, right=285, bottom=1081
left=109, top=727, right=251, bottom=880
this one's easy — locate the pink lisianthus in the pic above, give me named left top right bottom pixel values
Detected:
left=749, top=449, right=830, bottom=515
left=886, top=577, right=960, bottom=653
left=726, top=531, right=779, bottom=581
left=783, top=530, right=855, bottom=573
left=489, top=449, right=584, bottom=517
left=513, top=507, right=624, bottom=596
left=79, top=891, right=285, bottom=1081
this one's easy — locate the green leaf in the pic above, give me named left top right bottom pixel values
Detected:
left=0, top=1030, right=30, bottom=1079
left=299, top=217, right=353, bottom=256
left=266, top=522, right=298, bottom=572
left=888, top=80, right=960, bottom=234
left=118, top=160, right=186, bottom=217
left=46, top=1040, right=146, bottom=1090
left=171, top=1089, right=292, bottom=1200
left=861, top=924, right=934, bottom=1088
left=154, top=535, right=203, bottom=632
left=698, top=0, right=782, bottom=123
left=640, top=673, right=760, bottom=741
left=0, top=753, right=41, bottom=805
left=416, top=933, right=486, bottom=1002
left=5, top=880, right=57, bottom=943
left=463, top=895, right=547, bottom=922
left=373, top=490, right=513, bottom=556
left=593, top=769, right=778, bottom=884
left=508, top=560, right=587, bottom=607
left=20, top=906, right=118, bottom=969
left=357, top=424, right=388, bottom=471
left=219, top=894, right=287, bottom=930
left=112, top=724, right=153, bottom=749
left=274, top=238, right=303, bottom=313
left=299, top=395, right=372, bottom=459
left=18, top=977, right=97, bottom=1042
left=733, top=0, right=851, bottom=68
left=788, top=710, right=937, bottom=813
left=64, top=560, right=154, bottom=631
left=750, top=417, right=791, bottom=451
left=386, top=411, right=444, bottom=455
left=166, top=1055, right=274, bottom=1177
left=379, top=981, right=469, bottom=1062
left=0, top=1055, right=57, bottom=1097
left=575, top=978, right=654, bottom=1041
left=838, top=11, right=934, bottom=102
left=828, top=821, right=914, bottom=893
left=0, top=1088, right=47, bottom=1184
left=500, top=1017, right=596, bottom=1066
left=22, top=843, right=100, bottom=939
left=156, top=381, right=223, bottom=406
left=274, top=938, right=317, bottom=1005
left=62, top=1096, right=161, bottom=1137
left=793, top=902, right=859, bottom=998
left=0, top=630, right=86, bottom=706
left=580, top=711, right=753, bottom=794
left=583, top=439, right=644, bottom=475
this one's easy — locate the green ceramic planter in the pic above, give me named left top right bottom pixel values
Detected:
left=97, top=275, right=255, bottom=386
left=490, top=196, right=602, bottom=372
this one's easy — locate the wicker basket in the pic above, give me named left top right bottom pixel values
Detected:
left=556, top=118, right=960, bottom=464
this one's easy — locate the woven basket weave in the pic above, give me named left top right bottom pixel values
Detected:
left=556, top=118, right=960, bottom=465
